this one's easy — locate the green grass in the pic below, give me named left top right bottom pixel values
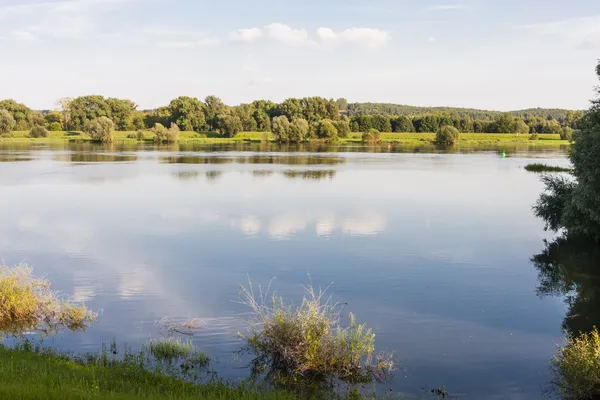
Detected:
left=146, top=338, right=209, bottom=366
left=524, top=163, right=572, bottom=173
left=0, top=344, right=298, bottom=400
left=1, top=131, right=569, bottom=147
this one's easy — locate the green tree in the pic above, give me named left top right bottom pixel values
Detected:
left=391, top=116, right=415, bottom=132
left=362, top=128, right=381, bottom=143
left=165, top=123, right=180, bottom=143
left=70, top=96, right=111, bottom=130
left=534, top=61, right=600, bottom=240
left=106, top=98, right=136, bottom=131
left=234, top=104, right=258, bottom=132
left=271, top=115, right=291, bottom=142
left=316, top=119, right=338, bottom=141
left=45, top=111, right=64, bottom=129
left=0, top=99, right=32, bottom=130
left=205, top=95, right=225, bottom=131
left=57, top=97, right=73, bottom=130
left=336, top=98, right=348, bottom=112
left=333, top=120, right=350, bottom=138
left=167, top=97, right=206, bottom=132
left=48, top=122, right=62, bottom=131
left=0, top=109, right=16, bottom=136
left=414, top=115, right=440, bottom=132
left=436, top=125, right=460, bottom=144
left=216, top=114, right=243, bottom=138
left=84, top=116, right=114, bottom=143
left=129, top=110, right=146, bottom=130
left=29, top=125, right=49, bottom=138
left=153, top=123, right=167, bottom=143
left=371, top=115, right=392, bottom=132
left=279, top=98, right=303, bottom=121
left=288, top=118, right=309, bottom=143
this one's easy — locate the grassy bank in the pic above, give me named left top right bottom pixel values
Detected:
left=1, top=130, right=569, bottom=147
left=0, top=344, right=297, bottom=400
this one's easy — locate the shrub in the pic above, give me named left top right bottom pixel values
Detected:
left=561, top=127, right=575, bottom=141
left=316, top=119, right=338, bottom=142
left=551, top=328, right=600, bottom=399
left=288, top=118, right=309, bottom=143
left=0, top=109, right=16, bottom=135
left=239, top=279, right=394, bottom=389
left=47, top=122, right=62, bottom=131
left=165, top=123, right=180, bottom=143
left=362, top=128, right=381, bottom=143
left=530, top=133, right=540, bottom=141
left=29, top=125, right=49, bottom=138
left=333, top=120, right=351, bottom=138
left=136, top=130, right=145, bottom=141
left=84, top=117, right=115, bottom=143
left=272, top=116, right=291, bottom=142
left=0, top=265, right=96, bottom=337
left=153, top=123, right=167, bottom=143
left=436, top=125, right=460, bottom=144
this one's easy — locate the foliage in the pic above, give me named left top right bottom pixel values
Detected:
left=362, top=128, right=381, bottom=143
left=216, top=114, right=243, bottom=138
left=525, top=163, right=571, bottom=173
left=333, top=120, right=350, bottom=138
left=550, top=328, right=600, bottom=400
left=561, top=127, right=575, bottom=141
left=167, top=96, right=206, bottom=132
left=530, top=133, right=539, bottom=140
left=0, top=99, right=32, bottom=130
left=289, top=118, right=309, bottom=143
left=136, top=130, right=146, bottom=141
left=47, top=122, right=62, bottom=131
left=272, top=116, right=291, bottom=142
left=0, top=109, right=16, bottom=135
left=238, top=279, right=394, bottom=390
left=316, top=119, right=338, bottom=141
left=436, top=125, right=460, bottom=144
left=153, top=123, right=167, bottom=143
left=0, top=265, right=95, bottom=337
left=535, top=61, right=600, bottom=240
left=69, top=95, right=113, bottom=130
left=165, top=123, right=180, bottom=143
left=29, top=125, right=49, bottom=138
left=147, top=338, right=209, bottom=366
left=84, top=116, right=115, bottom=143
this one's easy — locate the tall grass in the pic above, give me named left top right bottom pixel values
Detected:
left=550, top=328, right=600, bottom=399
left=238, top=279, right=394, bottom=391
left=0, top=265, right=96, bottom=337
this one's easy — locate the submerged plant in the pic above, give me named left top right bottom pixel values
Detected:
left=551, top=327, right=600, bottom=399
left=0, top=265, right=96, bottom=337
left=238, top=278, right=394, bottom=392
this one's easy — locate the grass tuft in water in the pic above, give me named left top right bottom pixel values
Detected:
left=147, top=337, right=209, bottom=367
left=524, top=163, right=572, bottom=173
left=0, top=264, right=96, bottom=337
left=238, top=278, right=394, bottom=391
left=550, top=327, right=600, bottom=400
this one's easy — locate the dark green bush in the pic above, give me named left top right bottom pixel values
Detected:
left=436, top=125, right=460, bottom=144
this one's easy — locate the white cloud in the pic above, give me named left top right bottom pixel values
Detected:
left=10, top=30, right=36, bottom=41
left=157, top=37, right=220, bottom=49
left=428, top=4, right=466, bottom=11
left=230, top=27, right=262, bottom=43
left=519, top=15, right=600, bottom=50
left=317, top=27, right=389, bottom=47
left=265, top=23, right=310, bottom=46
left=428, top=36, right=435, bottom=42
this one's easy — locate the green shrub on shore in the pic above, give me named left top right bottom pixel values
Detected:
left=362, top=128, right=381, bottom=143
left=84, top=117, right=115, bottom=143
left=436, top=126, right=460, bottom=144
left=551, top=328, right=600, bottom=400
left=239, top=280, right=394, bottom=390
left=29, top=125, right=49, bottom=138
left=0, top=265, right=95, bottom=336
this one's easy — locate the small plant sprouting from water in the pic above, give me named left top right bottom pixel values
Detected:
left=147, top=337, right=209, bottom=366
left=238, top=277, right=394, bottom=391
left=550, top=327, right=600, bottom=400
left=0, top=264, right=96, bottom=337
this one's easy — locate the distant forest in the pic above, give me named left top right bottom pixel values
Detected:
left=0, top=96, right=582, bottom=142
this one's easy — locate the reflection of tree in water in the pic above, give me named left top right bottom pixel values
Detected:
left=533, top=235, right=600, bottom=337
left=171, top=170, right=223, bottom=183
left=162, top=154, right=344, bottom=166
left=281, top=170, right=336, bottom=181
left=56, top=153, right=138, bottom=163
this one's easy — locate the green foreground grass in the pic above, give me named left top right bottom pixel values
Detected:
left=0, top=344, right=297, bottom=400
left=1, top=130, right=569, bottom=147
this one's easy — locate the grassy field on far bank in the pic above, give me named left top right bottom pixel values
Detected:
left=1, top=131, right=569, bottom=147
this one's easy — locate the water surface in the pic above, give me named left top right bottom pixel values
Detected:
left=0, top=143, right=573, bottom=399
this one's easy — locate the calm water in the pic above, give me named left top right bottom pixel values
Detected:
left=0, top=143, right=574, bottom=399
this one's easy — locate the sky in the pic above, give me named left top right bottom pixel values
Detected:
left=0, top=0, right=599, bottom=111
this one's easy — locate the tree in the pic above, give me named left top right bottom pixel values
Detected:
left=152, top=123, right=167, bottom=143
left=57, top=97, right=73, bottom=130
left=436, top=125, right=460, bottom=144
left=391, top=116, right=415, bottom=133
left=288, top=118, right=309, bottom=143
left=371, top=115, right=392, bottom=132
left=48, top=122, right=62, bottom=131
left=216, top=114, right=242, bottom=138
left=45, top=111, right=64, bottom=129
left=205, top=95, right=225, bottom=130
left=534, top=61, right=600, bottom=240
left=84, top=117, right=114, bottom=143
left=70, top=96, right=111, bottom=130
left=333, top=120, right=350, bottom=138
left=167, top=97, right=206, bottom=132
left=279, top=98, right=303, bottom=121
left=165, top=123, right=180, bottom=143
left=129, top=110, right=146, bottom=130
left=0, top=99, right=32, bottom=130
left=271, top=115, right=291, bottom=142
left=30, top=125, right=49, bottom=138
left=336, top=98, right=348, bottom=112
left=414, top=115, right=440, bottom=132
left=253, top=108, right=271, bottom=132
left=316, top=119, right=338, bottom=141
left=234, top=104, right=258, bottom=132
left=0, top=109, right=16, bottom=136
left=362, top=128, right=381, bottom=143
left=560, top=127, right=575, bottom=141
left=106, top=98, right=136, bottom=131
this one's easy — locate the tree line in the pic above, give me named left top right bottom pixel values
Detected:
left=0, top=95, right=580, bottom=143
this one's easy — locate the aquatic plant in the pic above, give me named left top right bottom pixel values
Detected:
left=524, top=163, right=572, bottom=173
left=551, top=327, right=600, bottom=399
left=238, top=278, right=394, bottom=390
left=0, top=265, right=96, bottom=337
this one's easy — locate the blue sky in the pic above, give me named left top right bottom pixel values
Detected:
left=0, top=0, right=599, bottom=110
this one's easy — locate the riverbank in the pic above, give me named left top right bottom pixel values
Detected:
left=1, top=131, right=569, bottom=147
left=0, top=344, right=297, bottom=400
